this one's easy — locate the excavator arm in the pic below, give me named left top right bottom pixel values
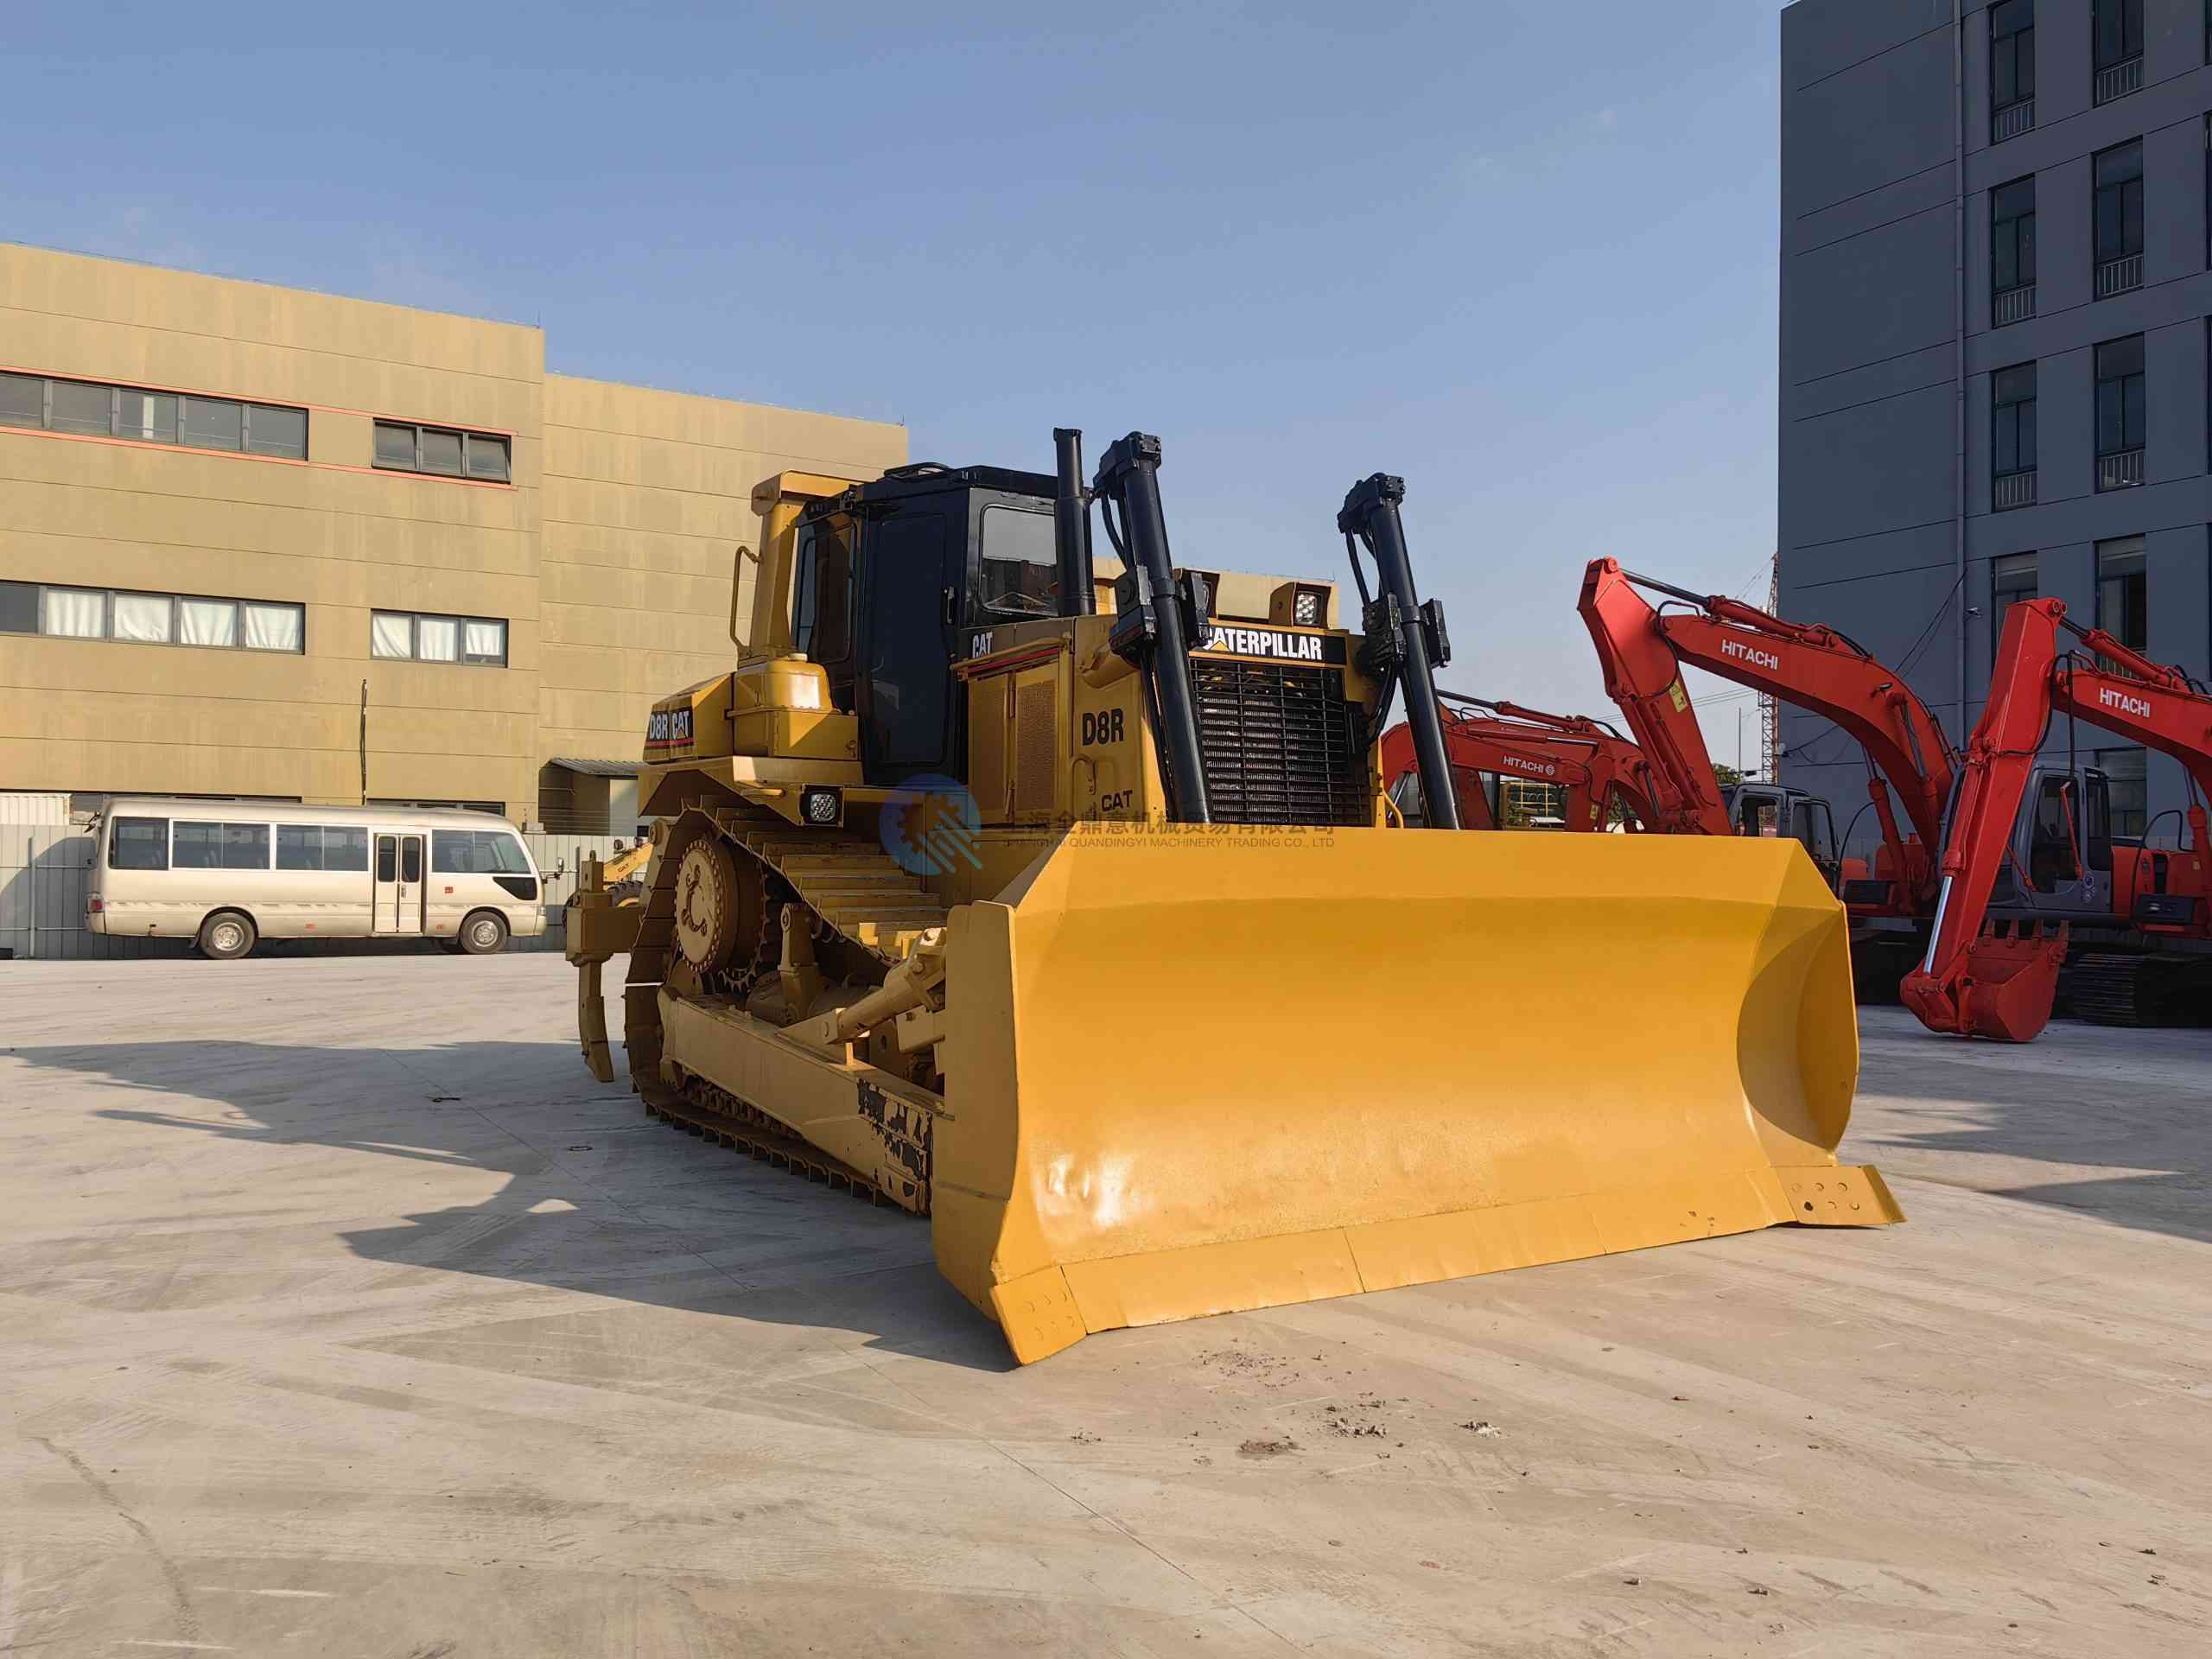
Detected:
left=1379, top=699, right=1658, bottom=830
left=1377, top=721, right=1501, bottom=829
left=1579, top=560, right=1957, bottom=910
left=1577, top=560, right=1734, bottom=834
left=1900, top=598, right=2212, bottom=1040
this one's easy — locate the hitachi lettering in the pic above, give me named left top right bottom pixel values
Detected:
left=1203, top=625, right=1324, bottom=662
left=1721, top=639, right=1782, bottom=672
left=1498, top=754, right=1558, bottom=777
left=2100, top=686, right=2152, bottom=719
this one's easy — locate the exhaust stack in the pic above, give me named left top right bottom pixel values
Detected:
left=1052, top=427, right=1096, bottom=617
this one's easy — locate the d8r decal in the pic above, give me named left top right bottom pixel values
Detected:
left=1080, top=709, right=1126, bottom=746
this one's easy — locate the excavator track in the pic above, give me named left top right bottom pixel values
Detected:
left=621, top=805, right=949, bottom=1211
left=2065, top=951, right=2212, bottom=1027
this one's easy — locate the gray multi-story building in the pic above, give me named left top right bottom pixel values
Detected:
left=1778, top=0, right=2209, bottom=847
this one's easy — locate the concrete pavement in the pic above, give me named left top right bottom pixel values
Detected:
left=2, top=954, right=2206, bottom=1656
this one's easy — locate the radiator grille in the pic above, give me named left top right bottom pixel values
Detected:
left=1014, top=680, right=1057, bottom=817
left=1192, top=661, right=1370, bottom=827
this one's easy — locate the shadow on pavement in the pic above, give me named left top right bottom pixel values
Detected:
left=10, top=1037, right=1014, bottom=1373
left=1850, top=1025, right=2212, bottom=1248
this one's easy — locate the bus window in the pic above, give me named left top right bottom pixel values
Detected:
left=376, top=838, right=397, bottom=882
left=175, top=822, right=270, bottom=869
left=277, top=824, right=371, bottom=871
left=433, top=829, right=531, bottom=874
left=400, top=840, right=423, bottom=883
left=271, top=827, right=372, bottom=875
left=110, top=817, right=168, bottom=870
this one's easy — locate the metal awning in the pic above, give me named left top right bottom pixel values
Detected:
left=547, top=757, right=641, bottom=779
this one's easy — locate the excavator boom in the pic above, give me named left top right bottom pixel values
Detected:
left=1579, top=559, right=1958, bottom=939
left=1576, top=561, right=1733, bottom=834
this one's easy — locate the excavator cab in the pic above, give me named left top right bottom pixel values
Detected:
left=1725, top=782, right=1841, bottom=887
left=1988, top=766, right=2113, bottom=916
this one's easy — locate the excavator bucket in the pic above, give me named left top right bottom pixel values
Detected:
left=1901, top=920, right=2068, bottom=1043
left=930, top=823, right=1902, bottom=1363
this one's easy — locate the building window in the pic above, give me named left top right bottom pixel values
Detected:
left=1991, top=178, right=2037, bottom=325
left=0, top=582, right=302, bottom=652
left=2094, top=337, right=2146, bottom=491
left=2099, top=748, right=2148, bottom=839
left=2094, top=141, right=2145, bottom=296
left=2096, top=537, right=2147, bottom=650
left=1992, top=364, right=2037, bottom=511
left=1992, top=1, right=2036, bottom=139
left=372, top=420, right=511, bottom=483
left=2094, top=0, right=2145, bottom=104
left=1992, top=552, right=2037, bottom=661
left=371, top=610, right=508, bottom=665
left=0, top=371, right=307, bottom=460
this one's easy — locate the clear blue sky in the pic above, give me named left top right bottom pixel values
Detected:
left=7, top=2, right=1786, bottom=765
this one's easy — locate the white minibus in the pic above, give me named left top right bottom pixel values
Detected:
left=86, top=798, right=549, bottom=958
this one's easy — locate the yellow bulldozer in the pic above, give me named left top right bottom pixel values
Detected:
left=567, top=429, right=1899, bottom=1363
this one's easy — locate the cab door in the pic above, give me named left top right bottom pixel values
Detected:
left=858, top=505, right=963, bottom=784
left=373, top=833, right=424, bottom=933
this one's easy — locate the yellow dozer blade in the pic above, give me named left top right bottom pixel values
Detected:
left=931, top=824, right=1900, bottom=1363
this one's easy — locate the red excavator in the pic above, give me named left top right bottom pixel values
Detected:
left=1579, top=558, right=1961, bottom=995
left=1899, top=598, right=2212, bottom=1040
left=1378, top=693, right=1658, bottom=831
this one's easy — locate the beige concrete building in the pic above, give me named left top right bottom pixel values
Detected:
left=0, top=243, right=906, bottom=830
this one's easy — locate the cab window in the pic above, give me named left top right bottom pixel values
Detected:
left=979, top=505, right=1057, bottom=620
left=792, top=517, right=855, bottom=669
left=2028, top=778, right=2076, bottom=891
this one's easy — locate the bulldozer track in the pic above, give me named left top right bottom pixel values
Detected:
left=622, top=805, right=948, bottom=1211
left=650, top=1074, right=912, bottom=1208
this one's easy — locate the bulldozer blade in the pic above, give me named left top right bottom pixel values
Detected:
left=931, top=824, right=1900, bottom=1365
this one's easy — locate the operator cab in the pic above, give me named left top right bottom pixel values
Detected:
left=1986, top=765, right=2114, bottom=920
left=1724, top=782, right=1840, bottom=886
left=789, top=463, right=1061, bottom=785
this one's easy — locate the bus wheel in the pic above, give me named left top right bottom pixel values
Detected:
left=197, top=911, right=257, bottom=961
left=459, top=911, right=509, bottom=956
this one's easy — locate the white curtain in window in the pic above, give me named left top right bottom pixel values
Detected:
left=40, top=588, right=105, bottom=638
left=242, top=602, right=302, bottom=652
left=463, top=620, right=504, bottom=659
left=111, top=593, right=173, bottom=643
left=178, top=598, right=238, bottom=647
left=415, top=615, right=459, bottom=661
left=371, top=613, right=413, bottom=658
